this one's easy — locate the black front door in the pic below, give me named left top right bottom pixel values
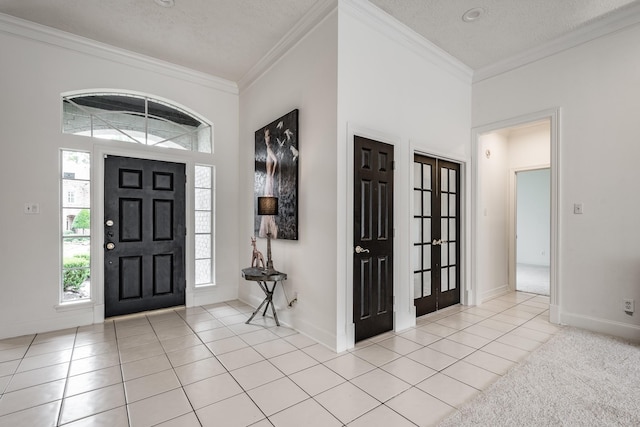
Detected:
left=104, top=156, right=186, bottom=317
left=413, top=154, right=461, bottom=316
left=354, top=136, right=394, bottom=342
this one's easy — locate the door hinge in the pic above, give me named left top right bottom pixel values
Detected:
left=392, top=160, right=396, bottom=170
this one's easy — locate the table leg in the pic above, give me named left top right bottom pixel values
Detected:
left=245, top=280, right=280, bottom=326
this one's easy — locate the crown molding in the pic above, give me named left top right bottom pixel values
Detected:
left=473, top=2, right=640, bottom=83
left=0, top=12, right=239, bottom=94
left=238, top=0, right=339, bottom=92
left=341, top=0, right=473, bottom=84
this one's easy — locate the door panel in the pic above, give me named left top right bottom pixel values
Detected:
left=413, top=155, right=460, bottom=316
left=104, top=156, right=186, bottom=317
left=354, top=136, right=394, bottom=342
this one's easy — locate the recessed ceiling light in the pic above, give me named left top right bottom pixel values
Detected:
left=462, top=7, right=484, bottom=22
left=154, top=0, right=175, bottom=7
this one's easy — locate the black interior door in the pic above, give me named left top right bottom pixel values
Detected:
left=354, top=136, right=394, bottom=342
left=104, top=156, right=186, bottom=317
left=413, top=154, right=460, bottom=316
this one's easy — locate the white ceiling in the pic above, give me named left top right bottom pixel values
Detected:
left=1, top=0, right=639, bottom=83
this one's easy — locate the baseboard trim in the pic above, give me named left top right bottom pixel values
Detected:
left=240, top=293, right=337, bottom=351
left=561, top=311, right=640, bottom=342
left=479, top=285, right=510, bottom=304
left=1, top=310, right=94, bottom=340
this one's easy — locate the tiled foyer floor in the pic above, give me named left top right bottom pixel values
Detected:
left=0, top=292, right=558, bottom=427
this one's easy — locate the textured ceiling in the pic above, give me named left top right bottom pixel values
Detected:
left=0, top=0, right=639, bottom=82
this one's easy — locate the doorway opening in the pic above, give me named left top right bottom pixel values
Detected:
left=515, top=168, right=550, bottom=295
left=473, top=112, right=557, bottom=315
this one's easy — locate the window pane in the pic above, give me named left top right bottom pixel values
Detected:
left=195, top=259, right=212, bottom=284
left=441, top=268, right=448, bottom=292
left=63, top=93, right=212, bottom=153
left=195, top=188, right=211, bottom=210
left=195, top=165, right=212, bottom=189
left=195, top=234, right=211, bottom=259
left=195, top=211, right=211, bottom=234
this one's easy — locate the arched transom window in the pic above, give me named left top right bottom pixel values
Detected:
left=63, top=92, right=212, bottom=153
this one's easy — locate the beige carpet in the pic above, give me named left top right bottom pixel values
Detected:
left=439, top=327, right=640, bottom=426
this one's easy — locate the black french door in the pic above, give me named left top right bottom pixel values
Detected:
left=413, top=154, right=460, bottom=316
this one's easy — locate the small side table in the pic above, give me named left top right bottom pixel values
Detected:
left=241, top=267, right=287, bottom=326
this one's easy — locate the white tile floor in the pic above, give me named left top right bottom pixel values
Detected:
left=0, top=292, right=558, bottom=427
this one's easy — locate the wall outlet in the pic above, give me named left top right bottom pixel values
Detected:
left=288, top=291, right=298, bottom=307
left=623, top=299, right=634, bottom=313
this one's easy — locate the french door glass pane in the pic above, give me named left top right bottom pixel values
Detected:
left=414, top=273, right=422, bottom=299
left=423, top=165, right=431, bottom=189
left=449, top=219, right=456, bottom=241
left=413, top=218, right=422, bottom=243
left=423, top=192, right=431, bottom=216
left=441, top=268, right=448, bottom=292
left=449, top=169, right=456, bottom=193
left=414, top=190, right=422, bottom=215
left=424, top=272, right=431, bottom=297
left=441, top=167, right=448, bottom=192
left=449, top=242, right=456, bottom=265
left=424, top=218, right=431, bottom=242
left=422, top=246, right=431, bottom=270
left=441, top=194, right=448, bottom=216
left=414, top=163, right=422, bottom=188
left=449, top=194, right=456, bottom=216
left=413, top=246, right=422, bottom=271
left=441, top=242, right=448, bottom=266
left=449, top=267, right=457, bottom=290
left=441, top=219, right=448, bottom=241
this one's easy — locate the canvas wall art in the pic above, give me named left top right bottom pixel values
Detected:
left=254, top=109, right=298, bottom=240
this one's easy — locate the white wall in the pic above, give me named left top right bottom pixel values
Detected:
left=473, top=23, right=640, bottom=340
left=238, top=11, right=339, bottom=348
left=0, top=18, right=240, bottom=339
left=476, top=132, right=510, bottom=301
left=336, top=2, right=472, bottom=350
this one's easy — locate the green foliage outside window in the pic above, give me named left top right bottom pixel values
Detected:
left=72, top=209, right=90, bottom=233
left=63, top=255, right=90, bottom=292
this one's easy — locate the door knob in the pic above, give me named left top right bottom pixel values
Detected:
left=355, top=245, right=370, bottom=254
left=106, top=242, right=115, bottom=250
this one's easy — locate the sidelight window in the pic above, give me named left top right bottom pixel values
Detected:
left=61, top=150, right=91, bottom=302
left=194, top=165, right=214, bottom=286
